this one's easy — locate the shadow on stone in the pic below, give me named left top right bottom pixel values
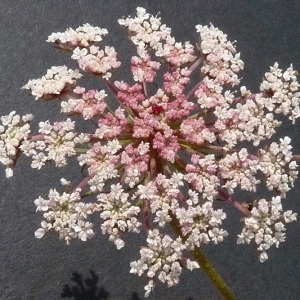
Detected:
left=61, top=270, right=109, bottom=300
left=130, top=292, right=142, bottom=300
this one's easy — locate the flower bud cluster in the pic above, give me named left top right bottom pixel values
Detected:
left=121, top=143, right=150, bottom=188
left=131, top=53, right=161, bottom=82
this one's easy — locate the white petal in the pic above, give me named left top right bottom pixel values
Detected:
left=5, top=168, right=13, bottom=178
left=35, top=228, right=45, bottom=239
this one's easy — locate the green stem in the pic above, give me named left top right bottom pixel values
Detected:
left=190, top=247, right=237, bottom=300
left=170, top=214, right=237, bottom=300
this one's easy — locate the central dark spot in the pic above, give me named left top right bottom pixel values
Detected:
left=152, top=105, right=163, bottom=115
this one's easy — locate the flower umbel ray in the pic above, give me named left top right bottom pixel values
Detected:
left=1, top=6, right=299, bottom=298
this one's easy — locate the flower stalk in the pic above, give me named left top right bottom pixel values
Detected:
left=170, top=214, right=237, bottom=299
left=190, top=247, right=237, bottom=300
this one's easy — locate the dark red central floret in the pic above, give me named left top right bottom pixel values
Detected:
left=152, top=105, right=163, bottom=115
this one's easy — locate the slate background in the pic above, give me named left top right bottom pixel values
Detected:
left=0, top=1, right=300, bottom=299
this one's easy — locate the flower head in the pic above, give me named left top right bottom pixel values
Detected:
left=2, top=6, right=299, bottom=297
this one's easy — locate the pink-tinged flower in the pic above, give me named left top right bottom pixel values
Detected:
left=115, top=81, right=146, bottom=110
left=131, top=54, right=161, bottom=82
left=72, top=45, right=120, bottom=79
left=61, top=88, right=107, bottom=120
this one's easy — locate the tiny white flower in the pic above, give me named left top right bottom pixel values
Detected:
left=186, top=259, right=200, bottom=270
left=35, top=228, right=45, bottom=239
left=5, top=168, right=13, bottom=178
left=60, top=178, right=71, bottom=186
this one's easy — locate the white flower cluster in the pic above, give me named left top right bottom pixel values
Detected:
left=98, top=183, right=142, bottom=249
left=71, top=45, right=121, bottom=79
left=130, top=229, right=199, bottom=297
left=34, top=188, right=98, bottom=244
left=235, top=97, right=281, bottom=146
left=237, top=196, right=297, bottom=262
left=47, top=23, right=108, bottom=47
left=46, top=25, right=120, bottom=80
left=212, top=86, right=290, bottom=150
left=208, top=63, right=300, bottom=151
left=22, top=66, right=82, bottom=100
left=118, top=7, right=171, bottom=51
left=176, top=201, right=228, bottom=248
left=157, top=39, right=196, bottom=67
left=134, top=173, right=185, bottom=227
left=260, top=62, right=300, bottom=123
left=196, top=24, right=244, bottom=86
left=258, top=137, right=298, bottom=197
left=195, top=77, right=235, bottom=109
left=0, top=111, right=32, bottom=177
left=185, top=154, right=220, bottom=201
left=21, top=118, right=78, bottom=168
left=119, top=7, right=196, bottom=67
left=78, top=140, right=121, bottom=192
left=219, top=149, right=260, bottom=194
